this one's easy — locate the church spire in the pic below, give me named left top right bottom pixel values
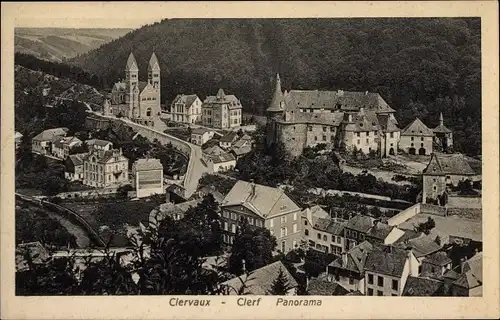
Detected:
left=267, top=73, right=284, bottom=112
left=439, top=112, right=444, bottom=126
left=126, top=52, right=139, bottom=72
left=148, top=52, right=160, bottom=71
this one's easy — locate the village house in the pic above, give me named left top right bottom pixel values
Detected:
left=203, top=144, right=225, bottom=156
left=149, top=198, right=202, bottom=226
left=190, top=128, right=215, bottom=146
left=402, top=276, right=445, bottom=296
left=301, top=205, right=346, bottom=255
left=399, top=118, right=434, bottom=155
left=422, top=153, right=478, bottom=205
left=132, top=158, right=164, bottom=198
left=327, top=240, right=373, bottom=293
left=220, top=180, right=303, bottom=253
left=82, top=147, right=129, bottom=188
left=219, top=131, right=239, bottom=149
left=51, top=136, right=82, bottom=159
left=343, top=214, right=404, bottom=250
left=202, top=89, right=243, bottom=129
left=31, top=127, right=68, bottom=155
left=447, top=252, right=482, bottom=296
left=86, top=139, right=113, bottom=151
left=15, top=131, right=23, bottom=150
left=364, top=245, right=419, bottom=296
left=167, top=94, right=202, bottom=124
left=265, top=74, right=400, bottom=157
left=64, top=153, right=87, bottom=181
left=419, top=251, right=453, bottom=278
left=104, top=52, right=162, bottom=127
left=204, top=153, right=236, bottom=174
left=306, top=278, right=350, bottom=296
left=220, top=260, right=298, bottom=295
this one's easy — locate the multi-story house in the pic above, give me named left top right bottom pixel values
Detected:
left=265, top=74, right=400, bottom=157
left=202, top=89, right=242, bottom=129
left=168, top=94, right=202, bottom=124
left=219, top=180, right=302, bottom=253
left=419, top=251, right=452, bottom=278
left=104, top=52, right=161, bottom=127
left=327, top=241, right=374, bottom=293
left=422, top=153, right=477, bottom=205
left=64, top=153, right=86, bottom=181
left=82, top=147, right=129, bottom=188
left=344, top=215, right=404, bottom=250
left=190, top=128, right=216, bottom=146
left=86, top=139, right=113, bottom=151
left=447, top=252, right=482, bottom=297
left=364, top=245, right=419, bottom=296
left=204, top=153, right=236, bottom=173
left=302, top=205, right=346, bottom=255
left=31, top=127, right=68, bottom=155
left=400, top=118, right=434, bottom=155
left=132, top=158, right=164, bottom=198
left=51, top=136, right=82, bottom=159
left=219, top=131, right=239, bottom=149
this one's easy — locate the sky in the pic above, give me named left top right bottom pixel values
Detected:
left=15, top=17, right=162, bottom=30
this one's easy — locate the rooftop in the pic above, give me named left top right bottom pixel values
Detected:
left=423, top=153, right=476, bottom=176
left=307, top=279, right=350, bottom=296
left=314, top=218, right=345, bottom=236
left=329, top=241, right=374, bottom=274
left=222, top=180, right=300, bottom=219
left=191, top=127, right=214, bottom=135
left=220, top=261, right=298, bottom=295
left=364, top=245, right=408, bottom=277
left=86, top=139, right=113, bottom=148
left=219, top=131, right=239, bottom=143
left=32, top=127, right=68, bottom=141
left=453, top=252, right=482, bottom=290
left=423, top=251, right=452, bottom=266
left=402, top=276, right=445, bottom=296
left=345, top=214, right=375, bottom=233
left=401, top=118, right=434, bottom=137
left=171, top=94, right=199, bottom=107
left=133, top=158, right=163, bottom=171
left=208, top=152, right=236, bottom=164
left=203, top=89, right=241, bottom=107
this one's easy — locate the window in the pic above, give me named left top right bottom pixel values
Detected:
left=281, top=216, right=287, bottom=224
left=323, top=235, right=327, bottom=241
left=390, top=132, right=394, bottom=138
left=357, top=139, right=360, bottom=145
left=360, top=234, right=365, bottom=241
left=248, top=217, right=254, bottom=225
left=421, top=137, right=424, bottom=141
left=336, top=236, right=341, bottom=243
left=331, top=136, right=335, bottom=142
left=377, top=290, right=383, bottom=296
left=368, top=288, right=374, bottom=296
left=304, top=220, right=308, bottom=226
left=280, top=227, right=287, bottom=238
left=357, top=132, right=360, bottom=137
left=348, top=278, right=354, bottom=285
left=305, top=229, right=309, bottom=236
left=378, top=276, right=384, bottom=287
left=270, top=218, right=274, bottom=228
left=345, top=229, right=350, bottom=237
left=224, top=222, right=228, bottom=231
left=352, top=231, right=357, bottom=238
left=323, top=135, right=327, bottom=141
left=323, top=126, right=327, bottom=132
left=314, top=136, right=318, bottom=141
left=308, top=126, right=312, bottom=131
left=367, top=132, right=370, bottom=137
left=366, top=138, right=369, bottom=145
left=332, top=235, right=335, bottom=242
left=293, top=240, right=297, bottom=248
left=391, top=293, right=398, bottom=296
left=411, top=137, right=414, bottom=141
left=392, top=279, right=398, bottom=291
left=293, top=212, right=297, bottom=221
left=421, top=143, right=424, bottom=147
left=293, top=223, right=298, bottom=233
left=368, top=274, right=374, bottom=284
left=231, top=224, right=236, bottom=233
left=317, top=233, right=321, bottom=240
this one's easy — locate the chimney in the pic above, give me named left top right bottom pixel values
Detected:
left=348, top=114, right=353, bottom=123
left=242, top=259, right=246, bottom=273
left=341, top=251, right=348, bottom=267
left=406, top=247, right=413, bottom=276
left=249, top=179, right=256, bottom=198
left=459, top=257, right=466, bottom=273
left=305, top=206, right=312, bottom=226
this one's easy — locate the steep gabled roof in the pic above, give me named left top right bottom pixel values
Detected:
left=267, top=73, right=285, bottom=112
left=86, top=139, right=113, bottom=148
left=171, top=94, right=200, bottom=108
left=307, top=279, right=350, bottom=296
left=423, top=153, right=476, bottom=176
left=453, top=253, right=482, bottom=290
left=402, top=276, right=445, bottom=296
left=345, top=214, right=374, bottom=233
left=377, top=114, right=400, bottom=133
left=148, top=52, right=160, bottom=71
left=32, top=127, right=68, bottom=141
left=364, top=245, right=408, bottom=277
left=219, top=131, right=239, bottom=143
left=222, top=180, right=300, bottom=219
left=401, top=118, right=434, bottom=136
left=126, top=52, right=139, bottom=72
left=329, top=241, right=373, bottom=274
left=433, top=124, right=452, bottom=134
left=423, top=251, right=452, bottom=266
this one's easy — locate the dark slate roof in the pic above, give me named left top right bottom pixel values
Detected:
left=401, top=118, right=434, bottom=136
left=113, top=82, right=126, bottom=92
left=86, top=139, right=112, bottom=148
left=402, top=276, right=445, bottom=296
left=345, top=215, right=374, bottom=233
left=433, top=124, right=452, bottom=134
left=453, top=253, right=483, bottom=289
left=423, top=153, right=476, bottom=176
left=171, top=94, right=199, bottom=107
left=307, top=279, right=350, bottom=296
left=329, top=241, right=374, bottom=274
left=314, top=218, right=345, bottom=236
left=126, top=52, right=139, bottom=71
left=267, top=74, right=285, bottom=112
left=364, top=245, right=408, bottom=277
left=138, top=81, right=149, bottom=92
left=377, top=114, right=400, bottom=132
left=68, top=153, right=86, bottom=167
left=209, top=153, right=236, bottom=164
left=423, top=251, right=452, bottom=267
left=279, top=110, right=344, bottom=126
left=219, top=131, right=239, bottom=143
left=231, top=145, right=252, bottom=157
left=32, top=127, right=68, bottom=141
left=203, top=89, right=241, bottom=107
left=347, top=111, right=381, bottom=132
left=283, top=90, right=395, bottom=113
left=192, top=127, right=213, bottom=135
left=366, top=223, right=393, bottom=240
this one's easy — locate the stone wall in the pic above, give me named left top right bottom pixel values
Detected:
left=277, top=122, right=308, bottom=157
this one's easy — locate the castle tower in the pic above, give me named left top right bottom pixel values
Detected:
left=266, top=73, right=285, bottom=146
left=125, top=52, right=140, bottom=118
left=148, top=52, right=161, bottom=89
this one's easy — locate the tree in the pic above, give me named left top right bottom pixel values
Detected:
left=268, top=266, right=292, bottom=295
left=70, top=141, right=89, bottom=155
left=229, top=219, right=277, bottom=274
left=415, top=217, right=436, bottom=235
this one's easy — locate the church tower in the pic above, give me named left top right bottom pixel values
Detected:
left=266, top=73, right=285, bottom=147
left=148, top=52, right=161, bottom=89
left=125, top=52, right=140, bottom=118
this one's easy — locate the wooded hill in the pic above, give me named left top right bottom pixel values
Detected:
left=67, top=18, right=480, bottom=156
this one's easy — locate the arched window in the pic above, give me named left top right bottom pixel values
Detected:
left=146, top=108, right=152, bottom=117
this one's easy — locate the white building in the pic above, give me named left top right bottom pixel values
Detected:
left=132, top=158, right=164, bottom=198
left=204, top=153, right=236, bottom=173
left=168, top=94, right=203, bottom=124
left=190, top=128, right=215, bottom=146
left=86, top=139, right=113, bottom=151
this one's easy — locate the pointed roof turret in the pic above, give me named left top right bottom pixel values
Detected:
left=148, top=52, right=160, bottom=71
left=433, top=112, right=452, bottom=134
left=216, top=88, right=225, bottom=100
left=126, top=52, right=139, bottom=72
left=267, top=73, right=285, bottom=112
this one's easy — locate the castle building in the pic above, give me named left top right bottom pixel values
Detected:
left=104, top=52, right=162, bottom=127
left=400, top=118, right=434, bottom=156
left=432, top=113, right=453, bottom=153
left=201, top=89, right=242, bottom=129
left=266, top=74, right=400, bottom=157
left=82, top=146, right=129, bottom=188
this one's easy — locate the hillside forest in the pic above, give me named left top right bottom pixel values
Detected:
left=16, top=18, right=481, bottom=157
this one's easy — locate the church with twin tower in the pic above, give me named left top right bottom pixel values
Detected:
left=104, top=52, right=162, bottom=127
